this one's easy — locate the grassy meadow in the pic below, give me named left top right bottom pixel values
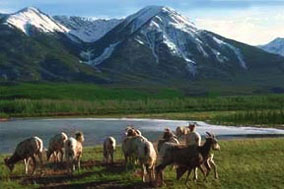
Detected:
left=1, top=82, right=284, bottom=126
left=0, top=138, right=284, bottom=188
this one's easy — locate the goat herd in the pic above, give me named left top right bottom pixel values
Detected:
left=3, top=124, right=221, bottom=187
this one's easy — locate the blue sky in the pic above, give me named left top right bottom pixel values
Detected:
left=1, top=0, right=284, bottom=45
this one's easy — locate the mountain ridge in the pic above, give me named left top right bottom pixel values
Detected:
left=0, top=6, right=283, bottom=94
left=259, top=37, right=284, bottom=56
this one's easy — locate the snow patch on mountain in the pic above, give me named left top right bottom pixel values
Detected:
left=212, top=36, right=247, bottom=69
left=54, top=16, right=122, bottom=43
left=259, top=38, right=284, bottom=56
left=132, top=6, right=201, bottom=73
left=83, top=42, right=120, bottom=66
left=5, top=7, right=69, bottom=35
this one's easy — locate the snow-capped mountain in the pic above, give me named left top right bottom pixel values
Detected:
left=87, top=6, right=249, bottom=76
left=259, top=38, right=284, bottom=56
left=0, top=6, right=283, bottom=91
left=4, top=7, right=69, bottom=35
left=2, top=7, right=122, bottom=43
left=53, top=16, right=122, bottom=43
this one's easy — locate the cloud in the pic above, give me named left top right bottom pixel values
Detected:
left=195, top=9, right=284, bottom=45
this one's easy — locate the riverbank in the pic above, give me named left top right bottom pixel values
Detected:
left=1, top=138, right=284, bottom=188
left=1, top=83, right=284, bottom=126
left=3, top=110, right=284, bottom=129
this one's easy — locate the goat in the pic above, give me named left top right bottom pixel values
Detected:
left=131, top=136, right=157, bottom=183
left=137, top=138, right=157, bottom=184
left=184, top=129, right=201, bottom=180
left=122, top=135, right=144, bottom=166
left=157, top=128, right=180, bottom=152
left=122, top=127, right=144, bottom=166
left=175, top=126, right=189, bottom=138
left=46, top=132, right=68, bottom=163
left=103, top=137, right=116, bottom=164
left=4, top=136, right=44, bottom=175
left=125, top=126, right=142, bottom=136
left=155, top=132, right=220, bottom=186
left=64, top=132, right=84, bottom=174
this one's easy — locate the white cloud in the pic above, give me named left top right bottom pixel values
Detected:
left=193, top=8, right=284, bottom=45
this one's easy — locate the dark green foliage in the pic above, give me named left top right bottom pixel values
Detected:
left=1, top=83, right=284, bottom=124
left=214, top=109, right=284, bottom=125
left=0, top=25, right=106, bottom=82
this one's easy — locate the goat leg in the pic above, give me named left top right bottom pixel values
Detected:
left=193, top=167, right=198, bottom=181
left=59, top=149, right=64, bottom=162
left=198, top=165, right=208, bottom=181
left=24, top=158, right=28, bottom=175
left=209, top=157, right=218, bottom=179
left=185, top=168, right=192, bottom=185
left=30, top=155, right=37, bottom=175
left=176, top=166, right=187, bottom=180
left=111, top=152, right=114, bottom=164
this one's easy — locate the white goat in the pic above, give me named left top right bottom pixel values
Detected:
left=122, top=136, right=139, bottom=166
left=64, top=132, right=84, bottom=174
left=135, top=137, right=157, bottom=183
left=47, top=132, right=68, bottom=163
left=122, top=127, right=144, bottom=166
left=4, top=136, right=44, bottom=175
left=123, top=135, right=157, bottom=183
left=103, top=137, right=116, bottom=164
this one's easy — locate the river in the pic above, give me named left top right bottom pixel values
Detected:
left=0, top=118, right=283, bottom=153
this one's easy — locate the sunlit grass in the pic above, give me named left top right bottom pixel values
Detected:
left=0, top=138, right=284, bottom=188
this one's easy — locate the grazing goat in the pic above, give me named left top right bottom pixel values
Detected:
left=46, top=132, right=68, bottom=163
left=64, top=132, right=84, bottom=174
left=156, top=132, right=220, bottom=186
left=175, top=126, right=189, bottom=138
left=103, top=137, right=116, bottom=164
left=4, top=136, right=44, bottom=175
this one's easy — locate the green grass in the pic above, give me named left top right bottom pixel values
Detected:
left=0, top=83, right=184, bottom=101
left=1, top=138, right=284, bottom=188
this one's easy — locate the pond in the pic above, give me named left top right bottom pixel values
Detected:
left=0, top=118, right=283, bottom=153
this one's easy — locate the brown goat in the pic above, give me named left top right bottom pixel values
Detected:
left=155, top=132, right=220, bottom=186
left=4, top=136, right=44, bottom=175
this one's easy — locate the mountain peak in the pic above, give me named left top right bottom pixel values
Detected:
left=18, top=6, right=40, bottom=14
left=5, top=6, right=68, bottom=35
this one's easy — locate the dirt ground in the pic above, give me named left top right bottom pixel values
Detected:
left=4, top=159, right=155, bottom=189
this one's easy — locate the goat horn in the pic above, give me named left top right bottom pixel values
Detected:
left=206, top=132, right=211, bottom=137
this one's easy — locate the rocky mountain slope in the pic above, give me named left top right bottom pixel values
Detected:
left=53, top=15, right=122, bottom=43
